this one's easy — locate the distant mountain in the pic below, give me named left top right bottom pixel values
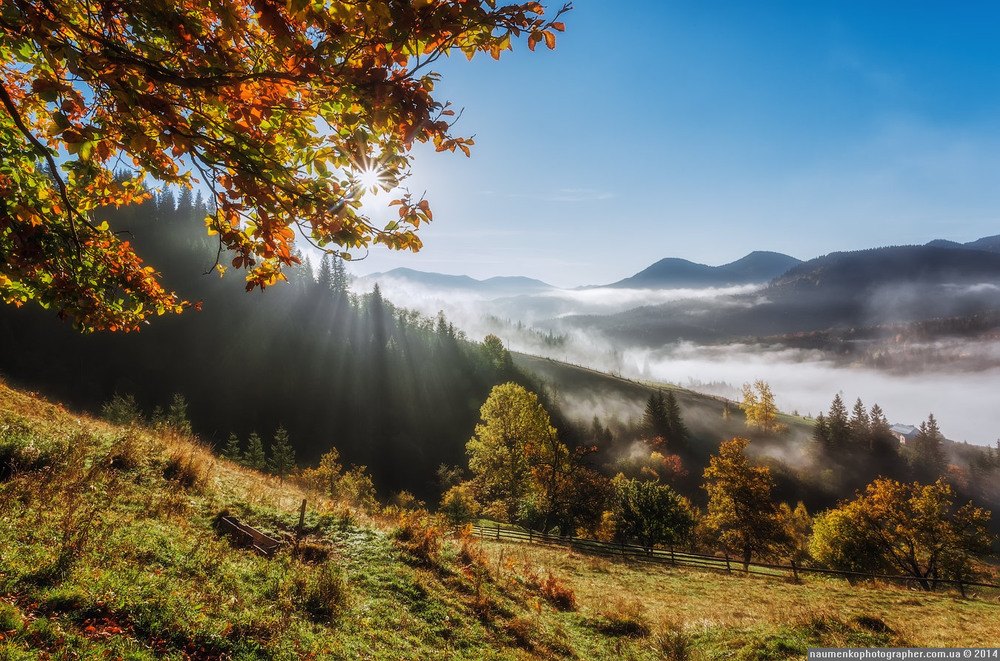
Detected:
left=360, top=267, right=554, bottom=298
left=960, top=234, right=1000, bottom=253
left=606, top=251, right=802, bottom=289
left=557, top=243, right=1000, bottom=346
left=770, top=244, right=1000, bottom=294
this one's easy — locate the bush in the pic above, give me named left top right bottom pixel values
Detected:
left=392, top=513, right=442, bottom=567
left=540, top=572, right=576, bottom=611
left=439, top=482, right=481, bottom=528
left=0, top=602, right=25, bottom=634
left=100, top=393, right=143, bottom=426
left=294, top=561, right=349, bottom=624
left=589, top=598, right=650, bottom=638
left=163, top=445, right=212, bottom=490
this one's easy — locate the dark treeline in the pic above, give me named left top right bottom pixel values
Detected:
left=0, top=192, right=527, bottom=500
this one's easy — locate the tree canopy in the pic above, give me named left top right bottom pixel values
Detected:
left=0, top=0, right=568, bottom=331
left=811, top=478, right=994, bottom=590
left=466, top=382, right=556, bottom=523
left=702, top=436, right=791, bottom=569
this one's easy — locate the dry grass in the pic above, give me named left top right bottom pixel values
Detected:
left=479, top=538, right=1000, bottom=648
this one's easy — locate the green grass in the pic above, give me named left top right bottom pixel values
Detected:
left=1, top=378, right=997, bottom=660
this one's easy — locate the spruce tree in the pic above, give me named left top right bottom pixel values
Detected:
left=269, top=425, right=296, bottom=483
left=244, top=431, right=268, bottom=472
left=221, top=433, right=243, bottom=463
left=910, top=413, right=946, bottom=480
left=827, top=394, right=850, bottom=455
left=663, top=390, right=689, bottom=452
left=642, top=391, right=670, bottom=444
left=848, top=398, right=869, bottom=449
left=166, top=393, right=193, bottom=436
left=812, top=412, right=830, bottom=455
left=867, top=404, right=898, bottom=460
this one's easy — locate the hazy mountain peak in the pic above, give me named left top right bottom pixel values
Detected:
left=606, top=251, right=802, bottom=289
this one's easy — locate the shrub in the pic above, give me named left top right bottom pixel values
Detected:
left=590, top=598, right=650, bottom=638
left=654, top=618, right=692, bottom=661
left=540, top=572, right=576, bottom=611
left=439, top=482, right=481, bottom=528
left=103, top=432, right=146, bottom=471
left=392, top=513, right=442, bottom=567
left=100, top=393, right=143, bottom=426
left=0, top=602, right=25, bottom=634
left=163, top=445, right=212, bottom=490
left=294, top=561, right=349, bottom=624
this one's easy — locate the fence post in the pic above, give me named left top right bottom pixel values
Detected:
left=791, top=560, right=799, bottom=583
left=725, top=554, right=731, bottom=574
left=294, top=498, right=307, bottom=555
left=496, top=523, right=501, bottom=540
left=670, top=547, right=676, bottom=565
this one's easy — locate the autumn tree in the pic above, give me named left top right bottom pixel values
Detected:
left=439, top=482, right=481, bottom=528
left=300, top=447, right=377, bottom=511
left=738, top=380, right=785, bottom=435
left=809, top=501, right=890, bottom=578
left=813, top=478, right=995, bottom=590
left=0, top=0, right=569, bottom=331
left=702, top=437, right=791, bottom=569
left=610, top=476, right=694, bottom=553
left=466, top=382, right=556, bottom=523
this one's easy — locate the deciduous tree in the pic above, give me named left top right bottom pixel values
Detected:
left=739, top=380, right=784, bottom=435
left=610, top=476, right=694, bottom=553
left=466, top=382, right=555, bottom=523
left=813, top=478, right=995, bottom=590
left=702, top=437, right=790, bottom=569
left=0, top=0, right=569, bottom=330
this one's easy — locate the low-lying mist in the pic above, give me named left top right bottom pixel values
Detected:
left=357, top=276, right=1000, bottom=445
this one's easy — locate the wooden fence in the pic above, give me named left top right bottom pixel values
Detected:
left=471, top=524, right=1000, bottom=596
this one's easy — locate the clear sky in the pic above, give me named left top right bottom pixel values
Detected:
left=352, top=1, right=1000, bottom=288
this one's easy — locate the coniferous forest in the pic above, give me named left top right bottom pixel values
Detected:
left=0, top=192, right=523, bottom=500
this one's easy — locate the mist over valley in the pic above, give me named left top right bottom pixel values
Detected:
left=361, top=237, right=1000, bottom=445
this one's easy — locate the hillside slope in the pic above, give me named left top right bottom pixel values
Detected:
left=2, top=379, right=998, bottom=659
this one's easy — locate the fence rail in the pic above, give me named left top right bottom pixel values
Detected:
left=471, top=524, right=1000, bottom=595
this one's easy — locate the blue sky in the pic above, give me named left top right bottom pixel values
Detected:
left=353, top=1, right=1000, bottom=287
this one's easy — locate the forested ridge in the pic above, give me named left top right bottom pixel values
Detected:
left=0, top=192, right=523, bottom=500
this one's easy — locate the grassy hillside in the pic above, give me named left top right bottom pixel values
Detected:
left=512, top=352, right=814, bottom=452
left=2, top=379, right=997, bottom=660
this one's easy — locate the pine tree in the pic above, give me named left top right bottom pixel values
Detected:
left=868, top=404, right=899, bottom=461
left=221, top=433, right=243, bottom=463
left=166, top=393, right=193, bottom=436
left=827, top=394, right=850, bottom=454
left=316, top=253, right=334, bottom=292
left=663, top=390, right=689, bottom=452
left=330, top=254, right=350, bottom=298
left=641, top=391, right=670, bottom=444
left=244, top=431, right=268, bottom=472
left=812, top=412, right=830, bottom=455
left=849, top=398, right=869, bottom=449
left=269, top=425, right=296, bottom=483
left=910, top=413, right=946, bottom=481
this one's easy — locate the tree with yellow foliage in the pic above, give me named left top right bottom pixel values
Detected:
left=702, top=437, right=791, bottom=569
left=739, top=380, right=787, bottom=435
